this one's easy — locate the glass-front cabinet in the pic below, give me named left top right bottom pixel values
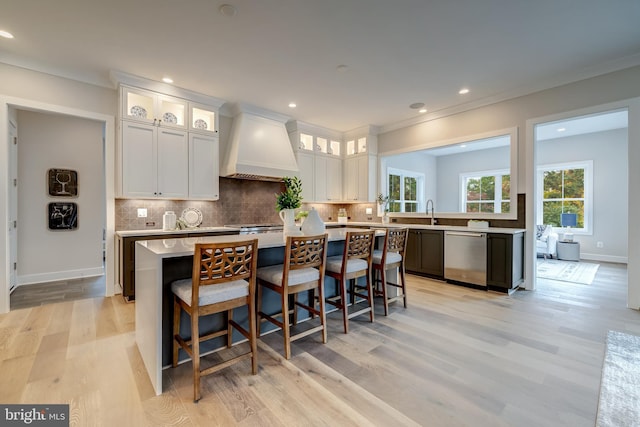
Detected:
left=189, top=103, right=217, bottom=135
left=122, top=86, right=187, bottom=129
left=287, top=121, right=343, bottom=202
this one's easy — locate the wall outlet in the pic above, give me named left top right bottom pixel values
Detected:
left=145, top=221, right=155, bottom=227
left=597, top=241, right=604, bottom=248
left=137, top=208, right=147, bottom=218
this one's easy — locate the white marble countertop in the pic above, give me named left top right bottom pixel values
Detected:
left=136, top=227, right=387, bottom=258
left=116, top=226, right=236, bottom=237
left=117, top=222, right=524, bottom=237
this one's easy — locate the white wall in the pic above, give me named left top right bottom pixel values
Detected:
left=538, top=128, right=628, bottom=262
left=378, top=65, right=640, bottom=308
left=17, top=110, right=105, bottom=284
left=382, top=151, right=436, bottom=203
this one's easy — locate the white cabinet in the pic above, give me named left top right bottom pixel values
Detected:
left=189, top=103, right=218, bottom=135
left=122, top=86, right=187, bottom=129
left=313, top=156, right=343, bottom=202
left=287, top=121, right=343, bottom=202
left=344, top=154, right=376, bottom=202
left=189, top=133, right=219, bottom=200
left=117, top=78, right=223, bottom=200
left=296, top=152, right=315, bottom=202
left=121, top=122, right=188, bottom=198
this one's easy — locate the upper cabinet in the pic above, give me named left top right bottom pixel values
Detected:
left=287, top=121, right=343, bottom=202
left=343, top=127, right=379, bottom=202
left=189, top=103, right=218, bottom=135
left=122, top=86, right=187, bottom=129
left=115, top=73, right=225, bottom=200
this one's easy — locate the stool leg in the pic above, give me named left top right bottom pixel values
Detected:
left=400, top=265, right=407, bottom=308
left=340, top=277, right=349, bottom=334
left=380, top=266, right=389, bottom=316
left=248, top=294, right=258, bottom=375
left=318, top=282, right=327, bottom=344
left=227, top=309, right=233, bottom=348
left=172, top=296, right=181, bottom=368
left=256, top=284, right=264, bottom=337
left=366, top=270, right=375, bottom=323
left=281, top=291, right=292, bottom=359
left=191, top=311, right=201, bottom=402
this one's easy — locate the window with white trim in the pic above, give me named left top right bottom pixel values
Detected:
left=460, top=169, right=510, bottom=213
left=387, top=168, right=424, bottom=213
left=536, top=161, right=592, bottom=232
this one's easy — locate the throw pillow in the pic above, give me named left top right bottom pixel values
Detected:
left=536, top=224, right=547, bottom=239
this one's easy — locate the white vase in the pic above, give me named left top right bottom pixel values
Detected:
left=279, top=208, right=301, bottom=236
left=302, top=207, right=325, bottom=235
left=382, top=213, right=390, bottom=224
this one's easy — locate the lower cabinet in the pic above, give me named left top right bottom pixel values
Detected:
left=406, top=229, right=444, bottom=278
left=487, top=232, right=524, bottom=292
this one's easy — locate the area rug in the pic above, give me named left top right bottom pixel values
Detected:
left=536, top=259, right=599, bottom=284
left=596, top=330, right=640, bottom=426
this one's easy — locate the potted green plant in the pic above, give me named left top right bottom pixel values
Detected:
left=377, top=193, right=391, bottom=224
left=276, top=176, right=303, bottom=235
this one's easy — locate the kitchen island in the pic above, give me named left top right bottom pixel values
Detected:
left=135, top=228, right=388, bottom=395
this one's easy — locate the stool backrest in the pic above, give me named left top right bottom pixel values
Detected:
left=286, top=234, right=328, bottom=271
left=192, top=239, right=259, bottom=304
left=387, top=228, right=408, bottom=255
left=344, top=230, right=375, bottom=263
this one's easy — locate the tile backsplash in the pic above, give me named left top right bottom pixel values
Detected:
left=115, top=177, right=380, bottom=230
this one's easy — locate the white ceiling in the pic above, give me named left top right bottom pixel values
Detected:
left=535, top=110, right=629, bottom=141
left=2, top=0, right=640, bottom=132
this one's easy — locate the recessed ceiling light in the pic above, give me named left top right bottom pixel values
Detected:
left=409, top=102, right=425, bottom=110
left=336, top=64, right=348, bottom=73
left=219, top=4, right=237, bottom=17
left=557, top=127, right=566, bottom=132
left=162, top=77, right=173, bottom=84
left=0, top=30, right=14, bottom=39
left=288, top=102, right=297, bottom=108
left=418, top=108, right=427, bottom=113
left=459, top=88, right=470, bottom=95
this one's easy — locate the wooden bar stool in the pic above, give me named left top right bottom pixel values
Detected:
left=171, top=239, right=259, bottom=402
left=372, top=228, right=408, bottom=316
left=325, top=230, right=375, bottom=333
left=256, top=234, right=328, bottom=360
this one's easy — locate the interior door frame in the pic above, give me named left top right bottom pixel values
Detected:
left=0, top=96, right=115, bottom=313
left=525, top=97, right=640, bottom=310
left=8, top=118, right=17, bottom=291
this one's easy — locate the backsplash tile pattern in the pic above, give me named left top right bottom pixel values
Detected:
left=115, top=178, right=381, bottom=230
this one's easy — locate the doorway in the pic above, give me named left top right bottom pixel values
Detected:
left=1, top=97, right=116, bottom=314
left=10, top=110, right=106, bottom=307
left=532, top=108, right=629, bottom=291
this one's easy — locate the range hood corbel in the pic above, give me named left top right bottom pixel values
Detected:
left=221, top=103, right=299, bottom=181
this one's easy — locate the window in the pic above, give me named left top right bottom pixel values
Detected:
left=460, top=169, right=510, bottom=213
left=537, top=161, right=592, bottom=232
left=387, top=168, right=424, bottom=213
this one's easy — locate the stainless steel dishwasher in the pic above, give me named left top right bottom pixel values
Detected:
left=444, top=231, right=487, bottom=286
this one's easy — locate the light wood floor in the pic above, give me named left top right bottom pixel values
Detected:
left=10, top=275, right=105, bottom=310
left=1, top=262, right=637, bottom=426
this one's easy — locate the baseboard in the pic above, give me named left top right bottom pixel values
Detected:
left=580, top=253, right=628, bottom=264
left=17, top=266, right=105, bottom=286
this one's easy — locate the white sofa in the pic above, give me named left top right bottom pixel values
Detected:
left=536, top=225, right=558, bottom=259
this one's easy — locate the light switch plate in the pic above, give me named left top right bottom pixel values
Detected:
left=365, top=207, right=373, bottom=215
left=137, top=208, right=147, bottom=218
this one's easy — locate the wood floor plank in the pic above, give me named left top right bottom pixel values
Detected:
left=0, top=261, right=637, bottom=426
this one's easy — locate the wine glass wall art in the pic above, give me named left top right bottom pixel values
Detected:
left=48, top=168, right=78, bottom=197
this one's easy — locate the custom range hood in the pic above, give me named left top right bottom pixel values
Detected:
left=221, top=104, right=299, bottom=181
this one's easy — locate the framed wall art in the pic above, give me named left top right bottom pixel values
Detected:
left=48, top=168, right=78, bottom=197
left=48, top=202, right=78, bottom=230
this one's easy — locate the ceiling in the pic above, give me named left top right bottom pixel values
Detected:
left=2, top=0, right=640, bottom=132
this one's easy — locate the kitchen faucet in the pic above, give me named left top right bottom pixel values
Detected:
left=426, top=199, right=436, bottom=225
